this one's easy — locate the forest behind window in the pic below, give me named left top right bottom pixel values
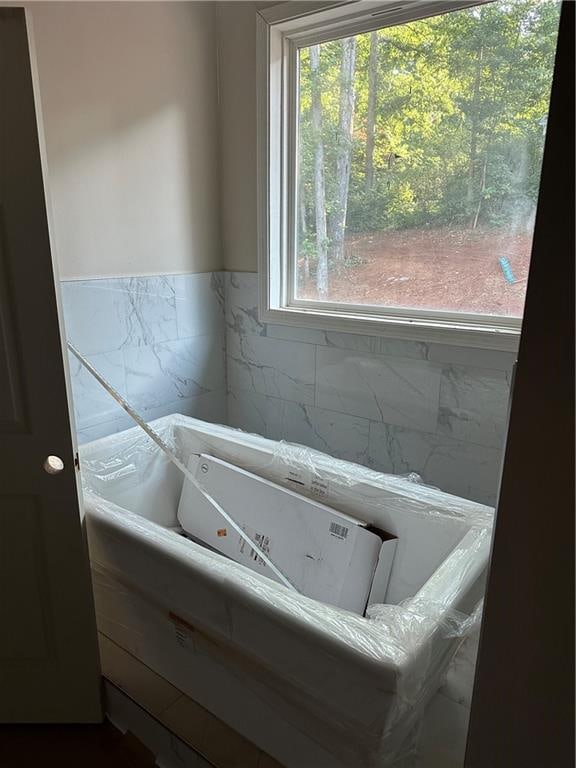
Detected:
left=295, top=0, right=560, bottom=317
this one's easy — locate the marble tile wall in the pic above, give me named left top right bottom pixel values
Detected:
left=224, top=272, right=515, bottom=505
left=62, top=269, right=514, bottom=504
left=61, top=273, right=227, bottom=443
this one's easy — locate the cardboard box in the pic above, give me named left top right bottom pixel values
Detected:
left=177, top=454, right=397, bottom=615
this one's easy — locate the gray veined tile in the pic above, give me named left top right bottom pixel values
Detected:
left=226, top=389, right=270, bottom=437
left=124, top=335, right=225, bottom=412
left=265, top=324, right=329, bottom=345
left=174, top=272, right=225, bottom=339
left=210, top=270, right=226, bottom=312
left=142, top=390, right=227, bottom=426
left=61, top=276, right=178, bottom=355
left=226, top=388, right=371, bottom=465
left=427, top=342, right=516, bottom=372
left=224, top=271, right=265, bottom=337
left=68, top=349, right=127, bottom=430
left=183, top=389, right=228, bottom=425
left=118, top=275, right=178, bottom=348
left=367, top=421, right=502, bottom=504
left=324, top=331, right=429, bottom=360
left=438, top=365, right=511, bottom=449
left=267, top=400, right=371, bottom=465
left=118, top=275, right=175, bottom=297
left=316, top=346, right=441, bottom=432
left=227, top=333, right=315, bottom=405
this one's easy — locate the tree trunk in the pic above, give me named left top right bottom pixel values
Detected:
left=330, top=36, right=356, bottom=264
left=365, top=31, right=378, bottom=192
left=299, top=193, right=310, bottom=280
left=467, top=42, right=484, bottom=223
left=310, top=45, right=328, bottom=299
left=472, top=154, right=488, bottom=229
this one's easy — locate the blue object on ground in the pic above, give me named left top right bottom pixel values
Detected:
left=499, top=256, right=516, bottom=284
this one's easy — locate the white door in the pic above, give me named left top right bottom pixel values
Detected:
left=0, top=8, right=101, bottom=721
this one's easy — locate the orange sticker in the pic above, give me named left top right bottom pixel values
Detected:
left=217, top=528, right=227, bottom=537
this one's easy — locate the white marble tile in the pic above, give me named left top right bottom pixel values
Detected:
left=316, top=346, right=441, bottom=432
left=68, top=349, right=127, bottom=430
left=124, top=335, right=225, bottom=412
left=438, top=365, right=510, bottom=449
left=117, top=275, right=178, bottom=348
left=368, top=422, right=502, bottom=503
left=324, top=331, right=429, bottom=360
left=227, top=332, right=315, bottom=405
left=227, top=389, right=270, bottom=437
left=179, top=389, right=227, bottom=425
left=62, top=279, right=127, bottom=356
left=141, top=390, right=227, bottom=426
left=267, top=399, right=371, bottom=464
left=118, top=275, right=175, bottom=298
left=64, top=270, right=515, bottom=509
left=265, top=323, right=329, bottom=345
left=285, top=322, right=428, bottom=358
left=224, top=272, right=265, bottom=337
left=61, top=276, right=178, bottom=355
left=428, top=342, right=516, bottom=372
left=174, top=272, right=224, bottom=339
left=227, top=389, right=371, bottom=464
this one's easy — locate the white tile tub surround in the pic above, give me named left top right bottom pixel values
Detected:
left=62, top=273, right=227, bottom=442
left=63, top=269, right=513, bottom=502
left=224, top=272, right=514, bottom=504
left=316, top=346, right=441, bottom=431
left=227, top=333, right=315, bottom=405
left=367, top=423, right=502, bottom=506
left=62, top=276, right=179, bottom=356
left=228, top=390, right=371, bottom=465
left=438, top=365, right=511, bottom=449
left=124, top=335, right=225, bottom=411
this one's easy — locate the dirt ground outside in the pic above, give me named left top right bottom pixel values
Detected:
left=297, top=228, right=532, bottom=317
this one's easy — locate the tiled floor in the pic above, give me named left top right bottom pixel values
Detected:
left=104, top=683, right=215, bottom=768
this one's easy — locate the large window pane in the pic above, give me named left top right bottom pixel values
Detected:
left=295, top=0, right=561, bottom=317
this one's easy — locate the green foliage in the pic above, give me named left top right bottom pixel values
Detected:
left=297, top=0, right=560, bottom=256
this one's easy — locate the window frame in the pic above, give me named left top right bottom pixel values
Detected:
left=257, top=0, right=524, bottom=351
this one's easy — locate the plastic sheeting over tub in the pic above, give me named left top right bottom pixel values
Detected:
left=81, top=414, right=493, bottom=768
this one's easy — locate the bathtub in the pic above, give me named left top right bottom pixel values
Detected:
left=81, top=414, right=492, bottom=768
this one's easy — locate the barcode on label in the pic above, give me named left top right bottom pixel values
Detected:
left=239, top=529, right=271, bottom=566
left=329, top=522, right=349, bottom=540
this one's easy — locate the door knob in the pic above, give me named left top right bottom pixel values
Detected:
left=44, top=455, right=64, bottom=475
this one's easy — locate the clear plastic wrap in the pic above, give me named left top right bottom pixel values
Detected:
left=81, top=414, right=492, bottom=768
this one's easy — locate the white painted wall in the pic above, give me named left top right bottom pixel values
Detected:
left=31, top=2, right=221, bottom=279
left=217, top=1, right=261, bottom=273
left=216, top=1, right=282, bottom=273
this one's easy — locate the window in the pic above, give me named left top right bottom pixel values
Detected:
left=258, top=0, right=561, bottom=349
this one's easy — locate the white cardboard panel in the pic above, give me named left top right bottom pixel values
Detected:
left=178, top=453, right=389, bottom=614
